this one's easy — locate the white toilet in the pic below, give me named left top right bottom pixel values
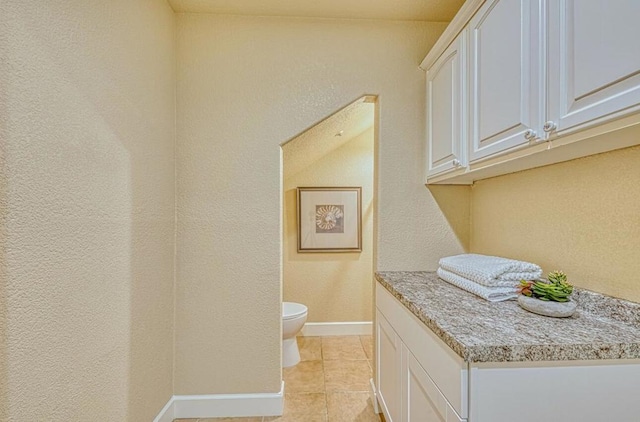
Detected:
left=282, top=302, right=308, bottom=367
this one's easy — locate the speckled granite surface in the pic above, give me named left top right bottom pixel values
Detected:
left=376, top=271, right=640, bottom=363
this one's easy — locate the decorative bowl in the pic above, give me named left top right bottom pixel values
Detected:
left=517, top=294, right=577, bottom=318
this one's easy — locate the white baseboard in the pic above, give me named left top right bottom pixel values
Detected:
left=369, top=378, right=380, bottom=415
left=153, top=397, right=175, bottom=422
left=153, top=381, right=284, bottom=421
left=301, top=321, right=372, bottom=337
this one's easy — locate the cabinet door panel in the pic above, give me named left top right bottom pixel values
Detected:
left=548, top=0, right=640, bottom=134
left=376, top=284, right=468, bottom=419
left=469, top=0, right=542, bottom=162
left=404, top=349, right=446, bottom=422
left=377, top=310, right=401, bottom=422
left=427, top=31, right=466, bottom=177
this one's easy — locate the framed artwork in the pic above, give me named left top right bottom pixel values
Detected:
left=297, top=187, right=362, bottom=253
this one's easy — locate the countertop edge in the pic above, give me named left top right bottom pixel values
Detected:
left=375, top=272, right=472, bottom=361
left=375, top=271, right=640, bottom=364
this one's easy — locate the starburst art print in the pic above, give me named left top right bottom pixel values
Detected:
left=315, top=205, right=344, bottom=233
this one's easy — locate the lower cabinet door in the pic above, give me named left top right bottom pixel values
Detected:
left=376, top=310, right=401, bottom=422
left=404, top=347, right=466, bottom=422
left=404, top=347, right=445, bottom=422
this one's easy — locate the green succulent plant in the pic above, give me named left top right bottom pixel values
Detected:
left=519, top=270, right=573, bottom=302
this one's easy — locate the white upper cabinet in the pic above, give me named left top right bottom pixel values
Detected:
left=469, top=0, right=543, bottom=162
left=426, top=30, right=467, bottom=177
left=422, top=0, right=640, bottom=184
left=547, top=0, right=640, bottom=135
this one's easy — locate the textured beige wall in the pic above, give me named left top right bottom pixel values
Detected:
left=471, top=143, right=640, bottom=303
left=0, top=1, right=176, bottom=420
left=175, top=14, right=466, bottom=395
left=284, top=129, right=374, bottom=322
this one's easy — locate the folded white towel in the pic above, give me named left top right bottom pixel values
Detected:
left=437, top=268, right=519, bottom=302
left=439, top=254, right=542, bottom=287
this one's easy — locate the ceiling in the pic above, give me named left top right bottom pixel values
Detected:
left=168, top=0, right=465, bottom=22
left=283, top=97, right=374, bottom=179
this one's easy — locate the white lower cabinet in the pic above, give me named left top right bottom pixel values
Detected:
left=404, top=346, right=465, bottom=422
left=468, top=362, right=640, bottom=421
left=376, top=283, right=640, bottom=422
left=376, top=285, right=468, bottom=422
left=376, top=311, right=401, bottom=422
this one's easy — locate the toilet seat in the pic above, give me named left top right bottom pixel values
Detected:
left=283, top=302, right=307, bottom=320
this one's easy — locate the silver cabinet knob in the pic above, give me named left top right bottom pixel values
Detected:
left=543, top=121, right=557, bottom=132
left=524, top=129, right=537, bottom=140
left=452, top=159, right=461, bottom=167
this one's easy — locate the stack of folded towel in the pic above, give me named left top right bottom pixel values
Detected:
left=437, top=254, right=542, bottom=302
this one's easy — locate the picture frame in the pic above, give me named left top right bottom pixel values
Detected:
left=297, top=187, right=362, bottom=253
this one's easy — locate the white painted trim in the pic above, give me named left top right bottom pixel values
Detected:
left=301, top=321, right=372, bottom=337
left=154, top=381, right=284, bottom=420
left=369, top=377, right=380, bottom=415
left=420, top=0, right=485, bottom=70
left=153, top=397, right=175, bottom=422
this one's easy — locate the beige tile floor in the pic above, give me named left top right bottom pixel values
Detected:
left=175, top=335, right=381, bottom=422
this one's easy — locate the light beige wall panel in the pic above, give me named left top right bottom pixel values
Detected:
left=175, top=15, right=466, bottom=395
left=471, top=143, right=640, bottom=302
left=284, top=129, right=374, bottom=322
left=0, top=1, right=176, bottom=420
left=427, top=185, right=471, bottom=252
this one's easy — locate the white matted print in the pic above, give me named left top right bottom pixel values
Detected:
left=297, top=187, right=362, bottom=253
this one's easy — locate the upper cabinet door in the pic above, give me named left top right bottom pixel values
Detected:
left=547, top=0, right=640, bottom=135
left=426, top=30, right=467, bottom=178
left=469, top=0, right=543, bottom=163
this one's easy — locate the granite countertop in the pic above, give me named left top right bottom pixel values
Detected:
left=376, top=271, right=640, bottom=363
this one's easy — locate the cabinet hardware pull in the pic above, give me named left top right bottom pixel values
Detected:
left=543, top=121, right=557, bottom=132
left=524, top=129, right=537, bottom=140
